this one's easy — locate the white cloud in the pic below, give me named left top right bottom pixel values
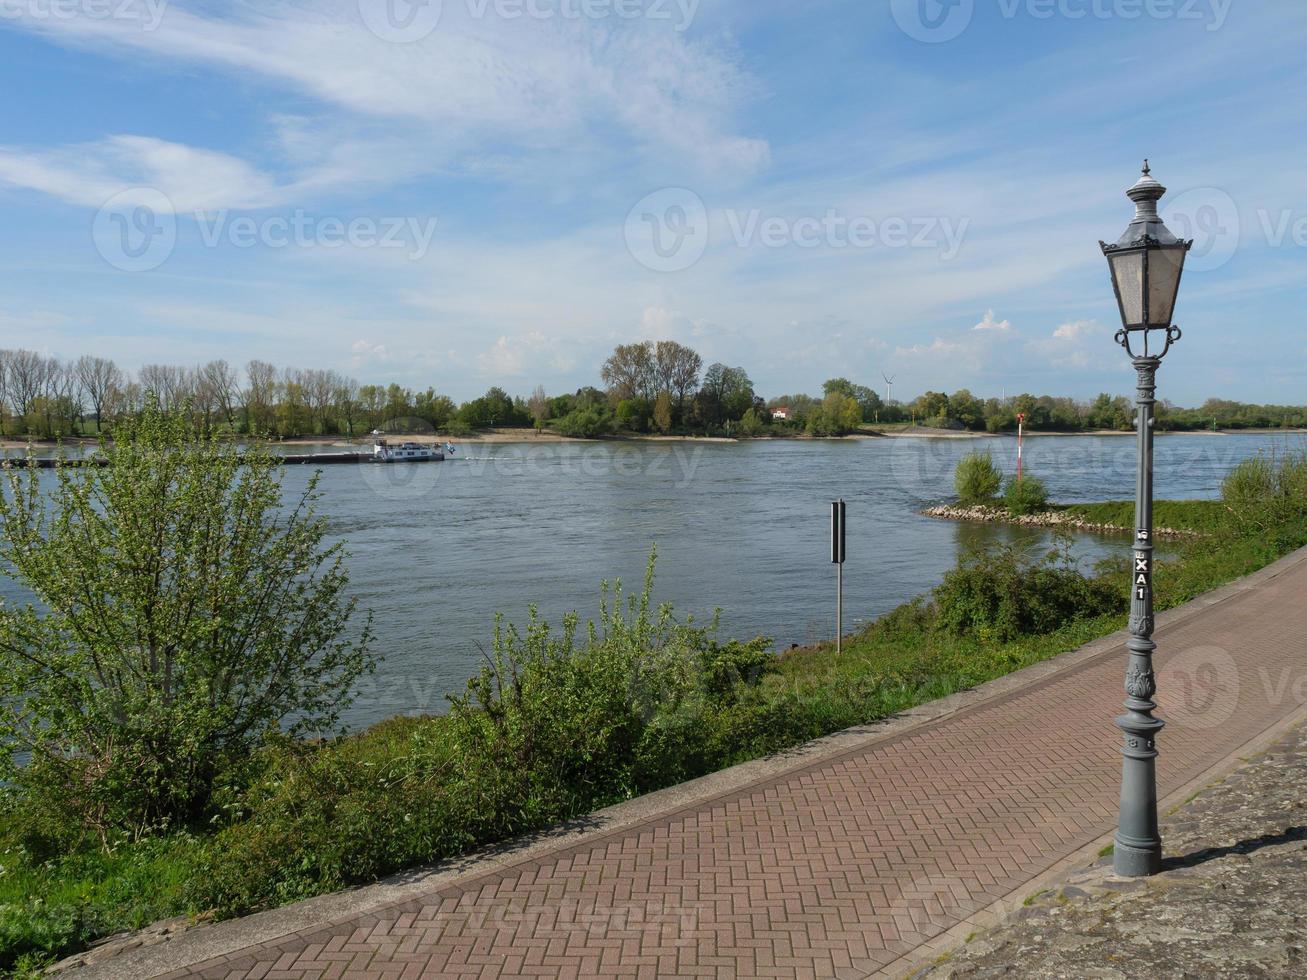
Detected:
left=0, top=135, right=287, bottom=211
left=351, top=339, right=391, bottom=365
left=895, top=338, right=960, bottom=357
left=476, top=336, right=525, bottom=378
left=1027, top=319, right=1112, bottom=370
left=1053, top=319, right=1095, bottom=341
left=6, top=3, right=766, bottom=178
left=972, top=309, right=1013, bottom=333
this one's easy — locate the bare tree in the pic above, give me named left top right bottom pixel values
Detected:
left=304, top=369, right=337, bottom=435
left=4, top=349, right=47, bottom=419
left=244, top=360, right=278, bottom=435
left=0, top=351, right=10, bottom=438
left=74, top=356, right=125, bottom=433
left=198, top=360, right=240, bottom=431
left=47, top=360, right=81, bottom=437
left=333, top=376, right=360, bottom=437
left=528, top=385, right=550, bottom=429
left=139, top=364, right=194, bottom=411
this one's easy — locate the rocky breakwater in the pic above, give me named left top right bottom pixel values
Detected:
left=923, top=504, right=1204, bottom=539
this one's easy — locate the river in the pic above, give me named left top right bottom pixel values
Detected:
left=3, top=432, right=1302, bottom=729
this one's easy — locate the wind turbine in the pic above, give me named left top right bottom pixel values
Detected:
left=882, top=373, right=895, bottom=405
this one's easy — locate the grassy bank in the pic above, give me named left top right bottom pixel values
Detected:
left=2, top=458, right=1305, bottom=975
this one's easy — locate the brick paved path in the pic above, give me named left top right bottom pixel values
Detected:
left=162, top=553, right=1307, bottom=980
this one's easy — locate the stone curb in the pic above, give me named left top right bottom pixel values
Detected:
left=70, top=544, right=1307, bottom=980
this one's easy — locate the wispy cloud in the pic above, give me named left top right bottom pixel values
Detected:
left=5, top=2, right=766, bottom=179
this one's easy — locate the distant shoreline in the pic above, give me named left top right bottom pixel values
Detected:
left=4, top=426, right=1304, bottom=453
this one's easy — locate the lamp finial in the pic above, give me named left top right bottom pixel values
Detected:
left=1142, top=158, right=1150, bottom=176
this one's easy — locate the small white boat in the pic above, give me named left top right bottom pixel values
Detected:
left=370, top=432, right=444, bottom=463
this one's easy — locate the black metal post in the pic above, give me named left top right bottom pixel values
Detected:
left=1114, top=355, right=1166, bottom=877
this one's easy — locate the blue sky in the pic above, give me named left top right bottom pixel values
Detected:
left=0, top=0, right=1303, bottom=405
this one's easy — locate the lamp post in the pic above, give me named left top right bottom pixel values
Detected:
left=1100, top=161, right=1192, bottom=877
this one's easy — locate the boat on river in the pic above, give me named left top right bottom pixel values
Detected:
left=371, top=433, right=445, bottom=463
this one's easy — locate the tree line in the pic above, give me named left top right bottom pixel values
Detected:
left=883, top=389, right=1307, bottom=433
left=2, top=345, right=1303, bottom=442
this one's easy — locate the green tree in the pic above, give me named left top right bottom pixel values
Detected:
left=0, top=403, right=375, bottom=842
left=1004, top=474, right=1050, bottom=516
left=949, top=389, right=985, bottom=431
left=653, top=391, right=674, bottom=434
left=954, top=451, right=1003, bottom=504
left=913, top=391, right=950, bottom=424
left=615, top=398, right=652, bottom=432
left=737, top=407, right=764, bottom=437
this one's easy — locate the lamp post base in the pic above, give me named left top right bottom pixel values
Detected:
left=1113, top=834, right=1163, bottom=877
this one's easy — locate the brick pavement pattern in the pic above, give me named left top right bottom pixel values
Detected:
left=165, top=556, right=1307, bottom=980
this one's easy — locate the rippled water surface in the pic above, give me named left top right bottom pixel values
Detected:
left=4, top=432, right=1302, bottom=728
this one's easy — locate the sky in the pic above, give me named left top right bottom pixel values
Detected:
left=0, top=0, right=1304, bottom=406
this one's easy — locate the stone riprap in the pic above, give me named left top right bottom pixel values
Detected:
left=918, top=722, right=1307, bottom=979
left=923, top=504, right=1204, bottom=539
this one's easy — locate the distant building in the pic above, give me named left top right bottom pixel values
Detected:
left=771, top=406, right=791, bottom=421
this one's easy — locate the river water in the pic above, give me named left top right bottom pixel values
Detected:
left=3, top=432, right=1302, bottom=729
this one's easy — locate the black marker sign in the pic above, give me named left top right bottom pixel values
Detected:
left=831, top=500, right=846, bottom=565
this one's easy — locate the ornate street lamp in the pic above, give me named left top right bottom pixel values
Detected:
left=1100, top=161, right=1192, bottom=877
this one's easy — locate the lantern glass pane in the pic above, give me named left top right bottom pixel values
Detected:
left=1147, top=246, right=1185, bottom=327
left=1110, top=249, right=1145, bottom=326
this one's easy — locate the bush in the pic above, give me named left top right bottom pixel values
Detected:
left=933, top=541, right=1124, bottom=643
left=954, top=451, right=1003, bottom=505
left=554, top=406, right=613, bottom=438
left=1221, top=451, right=1307, bottom=553
left=1004, top=474, right=1049, bottom=516
left=185, top=551, right=775, bottom=917
left=0, top=402, right=375, bottom=847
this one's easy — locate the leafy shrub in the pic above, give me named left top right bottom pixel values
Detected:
left=1004, top=474, right=1049, bottom=516
left=954, top=451, right=1003, bottom=505
left=554, top=406, right=613, bottom=438
left=186, top=552, right=775, bottom=917
left=932, top=542, right=1123, bottom=643
left=1221, top=451, right=1307, bottom=552
left=0, top=403, right=375, bottom=846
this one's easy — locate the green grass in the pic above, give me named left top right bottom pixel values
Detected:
left=3, top=470, right=1305, bottom=973
left=0, top=835, right=195, bottom=974
left=1058, top=499, right=1231, bottom=536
